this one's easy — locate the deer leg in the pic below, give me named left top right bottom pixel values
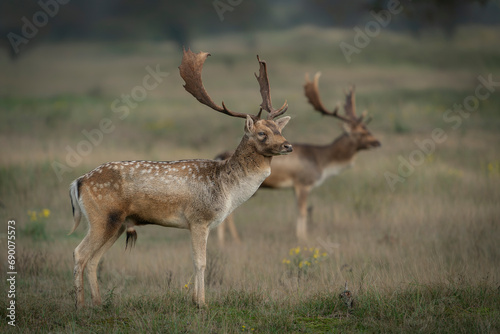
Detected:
left=226, top=213, right=241, bottom=244
left=74, top=209, right=126, bottom=309
left=74, top=236, right=89, bottom=308
left=86, top=224, right=126, bottom=306
left=190, top=225, right=209, bottom=307
left=294, top=185, right=312, bottom=242
left=74, top=229, right=102, bottom=309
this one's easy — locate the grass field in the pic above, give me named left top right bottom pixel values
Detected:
left=1, top=25, right=500, bottom=333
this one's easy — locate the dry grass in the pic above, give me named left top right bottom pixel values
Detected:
left=0, top=26, right=499, bottom=333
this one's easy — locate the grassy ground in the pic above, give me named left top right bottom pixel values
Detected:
left=1, top=25, right=499, bottom=333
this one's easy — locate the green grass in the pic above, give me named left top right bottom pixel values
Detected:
left=1, top=25, right=500, bottom=333
left=2, top=278, right=498, bottom=333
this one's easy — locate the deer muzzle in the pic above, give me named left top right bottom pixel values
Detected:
left=280, top=141, right=293, bottom=154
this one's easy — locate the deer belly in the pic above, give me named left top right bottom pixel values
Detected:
left=315, top=163, right=352, bottom=187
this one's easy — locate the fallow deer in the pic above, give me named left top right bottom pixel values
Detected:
left=217, top=72, right=380, bottom=244
left=69, top=49, right=292, bottom=309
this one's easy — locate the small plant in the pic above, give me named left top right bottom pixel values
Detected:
left=282, top=247, right=327, bottom=284
left=24, top=209, right=50, bottom=241
left=183, top=276, right=193, bottom=293
left=241, top=325, right=255, bottom=332
left=339, top=282, right=355, bottom=312
left=103, top=286, right=116, bottom=310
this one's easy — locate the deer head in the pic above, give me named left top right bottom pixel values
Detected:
left=304, top=72, right=381, bottom=151
left=179, top=49, right=292, bottom=157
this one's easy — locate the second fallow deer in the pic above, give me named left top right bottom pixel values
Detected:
left=69, top=49, right=292, bottom=309
left=217, top=72, right=380, bottom=243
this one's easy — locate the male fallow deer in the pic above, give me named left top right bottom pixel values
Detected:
left=69, top=49, right=292, bottom=308
left=217, top=72, right=380, bottom=243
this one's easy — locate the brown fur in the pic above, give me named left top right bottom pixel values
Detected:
left=70, top=50, right=292, bottom=309
left=69, top=117, right=291, bottom=309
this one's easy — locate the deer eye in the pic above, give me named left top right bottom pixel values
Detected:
left=257, top=132, right=267, bottom=141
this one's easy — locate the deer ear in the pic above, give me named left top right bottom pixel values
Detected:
left=274, top=116, right=291, bottom=131
left=245, top=115, right=255, bottom=133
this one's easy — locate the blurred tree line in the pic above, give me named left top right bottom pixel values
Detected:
left=1, top=0, right=498, bottom=57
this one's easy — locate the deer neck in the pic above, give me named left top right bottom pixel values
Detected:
left=220, top=135, right=272, bottom=210
left=225, top=135, right=272, bottom=180
left=318, top=133, right=358, bottom=167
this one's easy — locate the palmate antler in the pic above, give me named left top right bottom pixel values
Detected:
left=255, top=55, right=288, bottom=119
left=304, top=72, right=365, bottom=124
left=179, top=49, right=249, bottom=119
left=179, top=48, right=287, bottom=120
left=304, top=72, right=340, bottom=117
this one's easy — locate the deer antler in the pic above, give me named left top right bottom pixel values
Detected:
left=305, top=73, right=368, bottom=124
left=179, top=48, right=255, bottom=120
left=343, top=86, right=358, bottom=121
left=255, top=56, right=288, bottom=120
left=343, top=86, right=369, bottom=125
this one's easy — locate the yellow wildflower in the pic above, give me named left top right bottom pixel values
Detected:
left=322, top=252, right=327, bottom=257
left=299, top=261, right=303, bottom=268
left=42, top=209, right=50, bottom=218
left=295, top=247, right=300, bottom=254
left=28, top=210, right=37, bottom=222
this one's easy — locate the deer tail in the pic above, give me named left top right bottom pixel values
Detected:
left=68, top=179, right=82, bottom=235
